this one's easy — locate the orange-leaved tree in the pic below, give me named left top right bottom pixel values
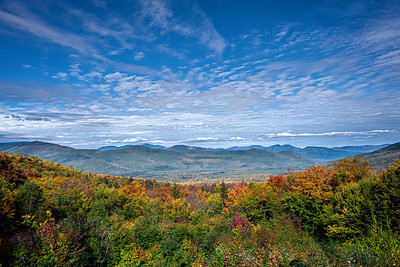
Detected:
left=117, top=182, right=149, bottom=219
left=288, top=165, right=334, bottom=201
left=331, top=157, right=371, bottom=189
left=224, top=183, right=249, bottom=215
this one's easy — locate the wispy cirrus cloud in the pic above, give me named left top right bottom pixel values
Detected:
left=138, top=0, right=226, bottom=56
left=0, top=0, right=159, bottom=75
left=0, top=8, right=98, bottom=56
left=139, top=0, right=172, bottom=29
left=1, top=0, right=399, bottom=149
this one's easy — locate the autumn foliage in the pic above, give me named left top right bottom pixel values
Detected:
left=1, top=152, right=399, bottom=266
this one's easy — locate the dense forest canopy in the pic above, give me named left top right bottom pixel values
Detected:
left=0, top=152, right=399, bottom=266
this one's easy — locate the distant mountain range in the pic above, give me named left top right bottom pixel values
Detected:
left=0, top=141, right=312, bottom=177
left=0, top=141, right=395, bottom=178
left=99, top=143, right=388, bottom=162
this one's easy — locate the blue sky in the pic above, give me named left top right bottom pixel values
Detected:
left=0, top=0, right=399, bottom=149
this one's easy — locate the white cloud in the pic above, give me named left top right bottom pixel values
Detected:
left=104, top=139, right=119, bottom=143
left=122, top=138, right=145, bottom=143
left=184, top=136, right=247, bottom=144
left=78, top=71, right=102, bottom=81
left=149, top=140, right=167, bottom=144
left=261, top=130, right=392, bottom=138
left=276, top=31, right=287, bottom=38
left=194, top=11, right=227, bottom=56
left=104, top=72, right=126, bottom=82
left=158, top=44, right=184, bottom=59
left=370, top=130, right=391, bottom=133
left=228, top=137, right=246, bottom=141
left=188, top=137, right=220, bottom=142
left=134, top=51, right=145, bottom=61
left=69, top=64, right=81, bottom=72
left=52, top=72, right=68, bottom=80
left=139, top=0, right=173, bottom=29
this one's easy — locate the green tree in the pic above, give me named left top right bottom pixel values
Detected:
left=371, top=160, right=400, bottom=230
left=281, top=191, right=323, bottom=235
left=16, top=181, right=47, bottom=225
left=321, top=182, right=368, bottom=240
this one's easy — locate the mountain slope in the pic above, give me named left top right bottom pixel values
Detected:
left=297, top=146, right=350, bottom=162
left=332, top=144, right=388, bottom=154
left=0, top=141, right=74, bottom=159
left=360, top=142, right=400, bottom=170
left=227, top=144, right=386, bottom=161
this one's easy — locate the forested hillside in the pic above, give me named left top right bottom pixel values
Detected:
left=360, top=142, right=400, bottom=170
left=1, top=153, right=399, bottom=266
